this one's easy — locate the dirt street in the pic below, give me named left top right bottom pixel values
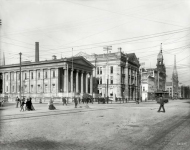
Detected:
left=0, top=100, right=189, bottom=150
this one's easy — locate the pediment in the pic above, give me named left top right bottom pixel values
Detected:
left=73, top=57, right=94, bottom=67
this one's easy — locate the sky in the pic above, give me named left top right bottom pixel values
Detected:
left=0, top=0, right=190, bottom=85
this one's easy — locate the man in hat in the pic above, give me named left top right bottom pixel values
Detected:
left=158, top=95, right=165, bottom=112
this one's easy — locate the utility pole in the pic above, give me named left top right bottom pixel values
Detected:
left=0, top=19, right=2, bottom=66
left=94, top=54, right=97, bottom=98
left=19, top=52, right=22, bottom=99
left=71, top=48, right=73, bottom=99
left=103, top=46, right=112, bottom=103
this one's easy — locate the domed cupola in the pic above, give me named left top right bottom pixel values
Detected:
left=157, top=50, right=163, bottom=60
left=157, top=43, right=164, bottom=65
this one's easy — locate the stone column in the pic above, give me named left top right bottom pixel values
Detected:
left=90, top=73, right=93, bottom=95
left=86, top=72, right=88, bottom=93
left=64, top=68, right=67, bottom=92
left=35, top=70, right=37, bottom=94
left=128, top=87, right=130, bottom=101
left=41, top=69, right=44, bottom=93
left=67, top=65, right=69, bottom=94
left=55, top=68, right=58, bottom=94
left=9, top=72, right=11, bottom=94
left=2, top=72, right=5, bottom=94
left=76, top=70, right=79, bottom=93
left=71, top=69, right=73, bottom=94
left=81, top=71, right=84, bottom=94
left=49, top=69, right=51, bottom=93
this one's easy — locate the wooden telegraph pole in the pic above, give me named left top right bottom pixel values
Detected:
left=103, top=46, right=112, bottom=103
left=19, top=52, right=22, bottom=99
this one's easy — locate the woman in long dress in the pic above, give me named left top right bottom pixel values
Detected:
left=30, top=97, right=35, bottom=110
left=48, top=98, right=56, bottom=110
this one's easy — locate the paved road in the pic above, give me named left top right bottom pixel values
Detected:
left=0, top=100, right=189, bottom=150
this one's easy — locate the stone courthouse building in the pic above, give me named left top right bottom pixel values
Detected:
left=76, top=48, right=141, bottom=101
left=0, top=43, right=94, bottom=102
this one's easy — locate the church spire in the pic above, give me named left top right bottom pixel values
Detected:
left=160, top=43, right=162, bottom=53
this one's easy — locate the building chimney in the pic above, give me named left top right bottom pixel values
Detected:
left=118, top=47, right=122, bottom=52
left=52, top=55, right=57, bottom=60
left=35, top=42, right=39, bottom=62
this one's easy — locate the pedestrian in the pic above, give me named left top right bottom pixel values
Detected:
left=136, top=99, right=139, bottom=104
left=30, top=97, right=35, bottom=110
left=74, top=96, right=78, bottom=108
left=62, top=97, right=67, bottom=105
left=158, top=96, right=165, bottom=112
left=15, top=96, right=20, bottom=108
left=20, top=99, right=25, bottom=112
left=48, top=98, right=56, bottom=110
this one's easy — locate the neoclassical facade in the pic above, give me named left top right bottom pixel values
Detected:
left=76, top=48, right=141, bottom=101
left=0, top=56, right=94, bottom=102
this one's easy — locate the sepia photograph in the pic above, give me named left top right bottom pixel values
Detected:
left=0, top=0, right=190, bottom=149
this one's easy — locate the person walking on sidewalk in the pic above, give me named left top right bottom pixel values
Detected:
left=15, top=96, right=20, bottom=108
left=62, top=97, right=67, bottom=106
left=158, top=96, right=165, bottom=112
left=20, top=99, right=25, bottom=112
left=74, top=96, right=78, bottom=108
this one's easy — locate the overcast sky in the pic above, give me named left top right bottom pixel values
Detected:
left=0, top=0, right=190, bottom=85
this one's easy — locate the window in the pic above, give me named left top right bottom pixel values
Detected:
left=53, top=70, right=55, bottom=78
left=143, top=87, right=145, bottom=91
left=99, top=88, right=102, bottom=96
left=12, top=86, right=14, bottom=93
left=100, top=67, right=102, bottom=74
left=45, top=84, right=48, bottom=93
left=97, top=78, right=99, bottom=84
left=31, top=85, right=33, bottom=93
left=100, top=77, right=102, bottom=84
left=38, top=84, right=40, bottom=92
left=7, top=75, right=8, bottom=80
left=110, top=88, right=113, bottom=96
left=18, top=85, right=20, bottom=92
left=25, top=73, right=27, bottom=80
left=110, top=66, right=113, bottom=74
left=97, top=67, right=99, bottom=75
left=12, top=73, right=14, bottom=81
left=38, top=72, right=40, bottom=79
left=110, top=76, right=113, bottom=84
left=52, top=84, right=55, bottom=92
left=45, top=71, right=47, bottom=79
left=6, top=86, right=8, bottom=92
left=31, top=72, right=33, bottom=79
left=24, top=85, right=27, bottom=92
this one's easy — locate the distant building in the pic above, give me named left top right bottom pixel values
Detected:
left=140, top=43, right=167, bottom=100
left=166, top=82, right=173, bottom=98
left=165, top=55, right=179, bottom=99
left=141, top=68, right=156, bottom=101
left=76, top=48, right=141, bottom=101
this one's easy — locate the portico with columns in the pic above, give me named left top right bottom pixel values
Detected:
left=0, top=56, right=94, bottom=102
